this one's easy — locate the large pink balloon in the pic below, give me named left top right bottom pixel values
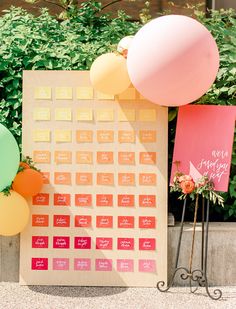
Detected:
left=127, top=15, right=219, bottom=106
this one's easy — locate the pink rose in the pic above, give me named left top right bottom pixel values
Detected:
left=180, top=180, right=195, bottom=194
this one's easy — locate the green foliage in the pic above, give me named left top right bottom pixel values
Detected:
left=0, top=3, right=140, bottom=145
left=0, top=3, right=235, bottom=220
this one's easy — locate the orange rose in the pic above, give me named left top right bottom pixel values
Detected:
left=180, top=180, right=195, bottom=194
left=179, top=175, right=193, bottom=183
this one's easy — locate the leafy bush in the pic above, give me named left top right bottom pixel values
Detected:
left=0, top=2, right=235, bottom=220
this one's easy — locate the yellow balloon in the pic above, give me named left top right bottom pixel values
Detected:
left=0, top=191, right=30, bottom=236
left=90, top=53, right=131, bottom=95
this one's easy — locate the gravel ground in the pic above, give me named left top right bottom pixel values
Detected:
left=0, top=283, right=236, bottom=309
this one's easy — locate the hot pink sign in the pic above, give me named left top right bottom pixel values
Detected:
left=171, top=105, right=236, bottom=192
left=31, top=258, right=48, bottom=270
left=32, top=236, right=48, bottom=248
left=74, top=237, right=91, bottom=249
left=139, top=238, right=156, bottom=251
left=53, top=236, right=70, bottom=249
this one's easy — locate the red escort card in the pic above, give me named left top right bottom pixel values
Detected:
left=74, top=215, right=92, bottom=228
left=96, top=216, right=113, bottom=228
left=54, top=194, right=71, bottom=206
left=74, top=237, right=91, bottom=249
left=31, top=258, right=48, bottom=270
left=96, top=194, right=113, bottom=206
left=139, top=216, right=156, bottom=229
left=53, top=236, right=70, bottom=249
left=118, top=216, right=134, bottom=228
left=118, top=195, right=134, bottom=207
left=75, top=194, right=92, bottom=207
left=139, top=195, right=156, bottom=207
left=96, top=237, right=113, bottom=250
left=139, top=238, right=156, bottom=251
left=32, top=236, right=48, bottom=249
left=117, top=238, right=134, bottom=250
left=53, top=215, right=70, bottom=227
left=32, top=193, right=49, bottom=206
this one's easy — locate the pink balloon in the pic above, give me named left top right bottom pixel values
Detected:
left=127, top=15, right=219, bottom=107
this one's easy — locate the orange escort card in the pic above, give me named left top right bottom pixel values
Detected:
left=139, top=152, right=156, bottom=165
left=139, top=130, right=156, bottom=143
left=76, top=151, right=93, bottom=164
left=76, top=130, right=93, bottom=143
left=118, top=195, right=135, bottom=207
left=54, top=194, right=71, bottom=206
left=41, top=172, right=50, bottom=184
left=33, top=151, right=51, bottom=164
left=54, top=172, right=71, bottom=185
left=118, top=216, right=134, bottom=228
left=118, top=173, right=135, bottom=186
left=97, top=152, right=113, bottom=164
left=118, top=152, right=135, bottom=165
left=96, top=194, right=113, bottom=207
left=76, top=173, right=93, bottom=185
left=96, top=216, right=113, bottom=228
left=118, top=131, right=135, bottom=143
left=54, top=151, right=72, bottom=164
left=97, top=130, right=114, bottom=143
left=97, top=173, right=114, bottom=185
left=139, top=195, right=156, bottom=207
left=32, top=193, right=50, bottom=206
left=139, top=173, right=156, bottom=186
left=74, top=215, right=92, bottom=228
left=32, top=214, right=49, bottom=227
left=75, top=194, right=92, bottom=207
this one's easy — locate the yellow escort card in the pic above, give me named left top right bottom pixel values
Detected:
left=118, top=109, right=135, bottom=122
left=33, top=108, right=51, bottom=121
left=96, top=92, right=114, bottom=100
left=33, top=130, right=50, bottom=142
left=34, top=87, right=51, bottom=100
left=55, top=87, right=73, bottom=100
left=77, top=108, right=93, bottom=121
left=55, top=108, right=72, bottom=121
left=55, top=130, right=71, bottom=142
left=118, top=88, right=136, bottom=100
left=97, top=109, right=114, bottom=122
left=76, top=87, right=94, bottom=100
left=139, top=109, right=156, bottom=122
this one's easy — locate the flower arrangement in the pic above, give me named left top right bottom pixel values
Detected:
left=171, top=171, right=224, bottom=207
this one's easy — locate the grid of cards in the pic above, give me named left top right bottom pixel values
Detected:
left=20, top=71, right=167, bottom=286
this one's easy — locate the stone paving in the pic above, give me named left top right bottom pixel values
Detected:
left=0, top=283, right=236, bottom=309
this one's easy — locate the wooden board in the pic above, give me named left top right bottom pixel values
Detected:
left=20, top=70, right=168, bottom=286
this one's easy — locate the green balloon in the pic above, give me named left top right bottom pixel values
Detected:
left=0, top=124, right=20, bottom=191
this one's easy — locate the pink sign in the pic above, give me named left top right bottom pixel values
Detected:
left=171, top=105, right=236, bottom=192
left=74, top=258, right=91, bottom=271
left=117, top=259, right=134, bottom=272
left=95, top=259, right=112, bottom=271
left=53, top=258, right=69, bottom=270
left=139, top=260, right=156, bottom=272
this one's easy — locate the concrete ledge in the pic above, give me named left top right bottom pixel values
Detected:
left=1, top=223, right=235, bottom=286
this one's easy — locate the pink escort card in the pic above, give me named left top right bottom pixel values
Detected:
left=20, top=71, right=168, bottom=287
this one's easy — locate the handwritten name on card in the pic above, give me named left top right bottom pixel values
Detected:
left=74, top=258, right=91, bottom=271
left=96, top=238, right=113, bottom=250
left=34, top=87, right=51, bottom=100
left=53, top=258, right=69, bottom=271
left=117, top=259, right=134, bottom=272
left=31, top=258, right=48, bottom=270
left=54, top=194, right=71, bottom=206
left=32, top=236, right=48, bottom=249
left=53, top=236, right=70, bottom=249
left=96, top=194, right=113, bottom=207
left=33, top=151, right=51, bottom=163
left=32, top=193, right=49, bottom=206
left=53, top=215, right=70, bottom=227
left=117, top=238, right=134, bottom=250
left=75, top=194, right=92, bottom=207
left=32, top=214, right=49, bottom=227
left=74, top=237, right=91, bottom=249
left=95, top=259, right=112, bottom=271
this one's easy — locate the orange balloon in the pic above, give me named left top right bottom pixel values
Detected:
left=90, top=53, right=131, bottom=95
left=12, top=169, right=43, bottom=198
